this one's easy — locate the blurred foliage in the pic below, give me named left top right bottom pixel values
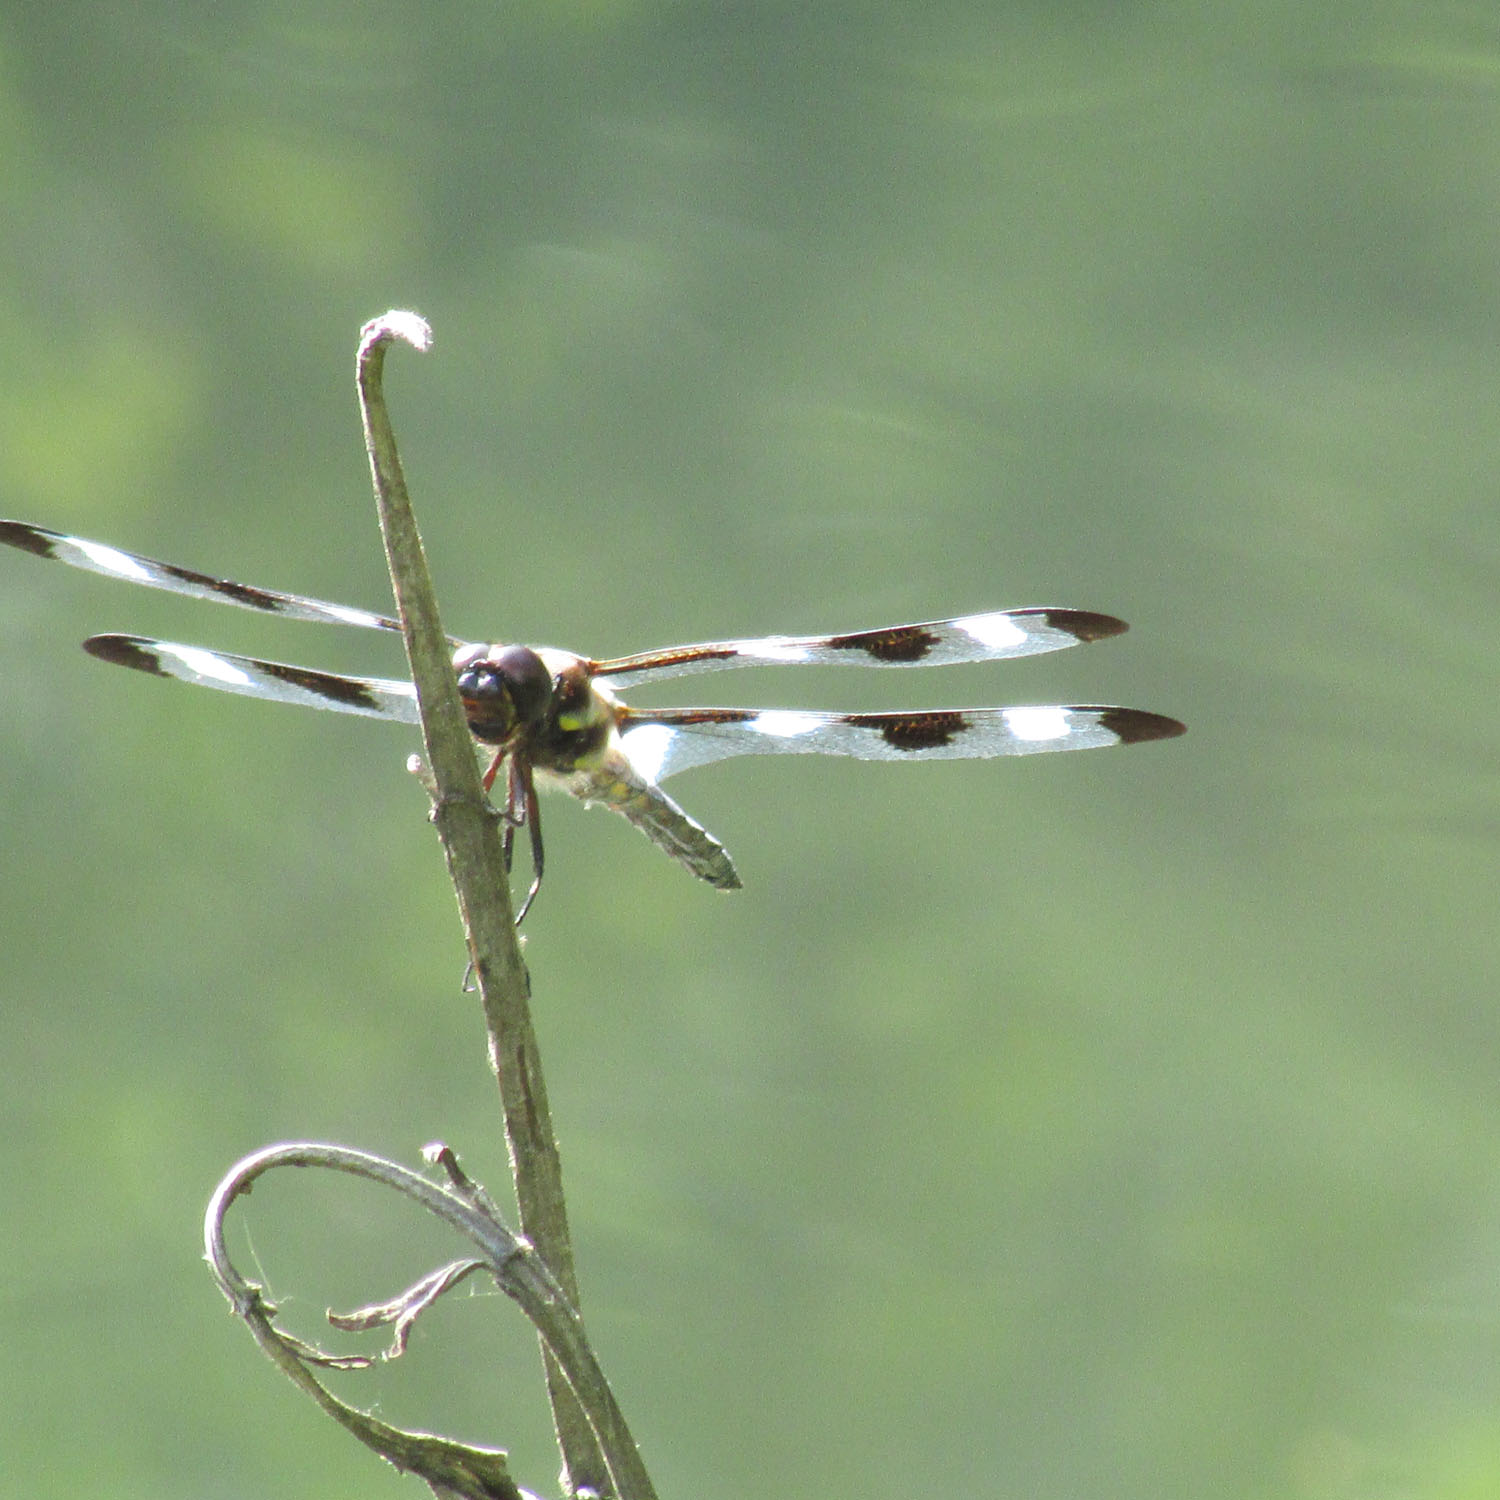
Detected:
left=4, top=3, right=1500, bottom=1498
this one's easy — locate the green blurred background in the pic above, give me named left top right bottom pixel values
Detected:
left=3, top=4, right=1499, bottom=1497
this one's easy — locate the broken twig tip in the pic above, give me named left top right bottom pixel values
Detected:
left=360, top=310, right=433, bottom=355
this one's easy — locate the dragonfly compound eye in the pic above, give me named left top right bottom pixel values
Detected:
left=455, top=644, right=553, bottom=744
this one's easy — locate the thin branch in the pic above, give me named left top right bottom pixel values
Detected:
left=353, top=313, right=612, bottom=1493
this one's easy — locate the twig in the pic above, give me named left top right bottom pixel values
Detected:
left=353, top=312, right=613, bottom=1494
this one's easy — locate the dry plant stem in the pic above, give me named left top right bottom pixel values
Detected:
left=205, top=1143, right=656, bottom=1500
left=205, top=1146, right=523, bottom=1500
left=355, top=312, right=609, bottom=1495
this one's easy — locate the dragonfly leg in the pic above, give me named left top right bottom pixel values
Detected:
left=494, top=757, right=524, bottom=876
left=482, top=748, right=505, bottom=792
left=513, top=766, right=544, bottom=925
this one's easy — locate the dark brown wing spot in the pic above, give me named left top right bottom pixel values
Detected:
left=826, top=625, right=942, bottom=663
left=260, top=660, right=386, bottom=711
left=160, top=563, right=285, bottom=612
left=855, top=709, right=972, bottom=751
left=1093, top=707, right=1187, bottom=744
left=0, top=520, right=57, bottom=558
left=84, top=635, right=169, bottom=676
left=1029, top=608, right=1129, bottom=642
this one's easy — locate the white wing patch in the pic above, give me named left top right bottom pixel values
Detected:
left=75, top=538, right=155, bottom=585
left=1002, top=706, right=1073, bottom=742
left=956, top=611, right=1030, bottom=652
left=166, top=643, right=258, bottom=688
left=619, top=722, right=675, bottom=784
left=736, top=639, right=817, bottom=664
left=301, top=599, right=394, bottom=630
left=750, top=710, right=825, bottom=740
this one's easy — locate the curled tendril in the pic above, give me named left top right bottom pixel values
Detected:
left=204, top=1141, right=653, bottom=1500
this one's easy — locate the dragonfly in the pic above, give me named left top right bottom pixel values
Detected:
left=0, top=520, right=1184, bottom=920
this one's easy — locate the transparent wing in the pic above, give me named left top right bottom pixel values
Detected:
left=0, top=520, right=414, bottom=635
left=618, top=704, right=1185, bottom=782
left=83, top=634, right=421, bottom=723
left=595, top=608, right=1129, bottom=688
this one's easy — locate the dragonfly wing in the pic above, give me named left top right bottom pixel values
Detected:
left=618, top=704, right=1185, bottom=781
left=0, top=520, right=408, bottom=634
left=595, top=608, right=1128, bottom=687
left=84, top=634, right=422, bottom=723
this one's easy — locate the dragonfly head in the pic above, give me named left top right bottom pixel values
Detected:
left=454, top=642, right=553, bottom=745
